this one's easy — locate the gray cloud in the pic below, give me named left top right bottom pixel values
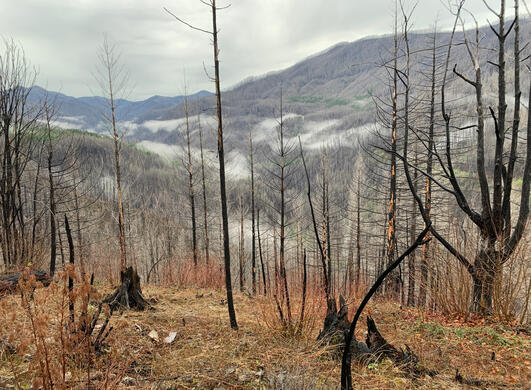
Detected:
left=3, top=0, right=493, bottom=100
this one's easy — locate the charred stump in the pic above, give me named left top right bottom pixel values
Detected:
left=103, top=267, right=150, bottom=311
left=318, top=302, right=436, bottom=378
left=318, top=295, right=370, bottom=357
left=318, top=296, right=350, bottom=342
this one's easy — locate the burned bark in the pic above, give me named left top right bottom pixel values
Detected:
left=103, top=267, right=150, bottom=311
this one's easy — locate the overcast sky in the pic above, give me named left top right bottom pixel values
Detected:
left=3, top=0, right=496, bottom=100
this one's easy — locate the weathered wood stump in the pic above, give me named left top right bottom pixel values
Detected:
left=103, top=267, right=150, bottom=311
left=0, top=269, right=51, bottom=296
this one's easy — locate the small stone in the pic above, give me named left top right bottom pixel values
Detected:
left=121, top=376, right=136, bottom=386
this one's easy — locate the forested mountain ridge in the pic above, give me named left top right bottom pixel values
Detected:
left=35, top=19, right=530, bottom=166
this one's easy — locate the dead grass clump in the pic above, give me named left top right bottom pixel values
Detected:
left=258, top=280, right=325, bottom=339
left=155, top=258, right=225, bottom=289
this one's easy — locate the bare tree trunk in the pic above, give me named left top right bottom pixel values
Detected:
left=356, top=175, right=362, bottom=293
left=299, top=140, right=330, bottom=301
left=250, top=132, right=257, bottom=295
left=239, top=193, right=245, bottom=292
left=64, top=215, right=75, bottom=323
left=46, top=108, right=57, bottom=277
left=73, top=170, right=85, bottom=275
left=407, top=147, right=418, bottom=307
left=278, top=90, right=291, bottom=322
left=347, top=213, right=355, bottom=296
left=184, top=95, right=198, bottom=267
left=321, top=152, right=332, bottom=296
left=212, top=0, right=238, bottom=329
left=386, top=3, right=399, bottom=297
left=419, top=29, right=437, bottom=308
left=257, top=208, right=267, bottom=296
left=199, top=127, right=210, bottom=265
left=99, top=38, right=128, bottom=272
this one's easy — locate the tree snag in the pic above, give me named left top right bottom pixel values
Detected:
left=103, top=267, right=150, bottom=311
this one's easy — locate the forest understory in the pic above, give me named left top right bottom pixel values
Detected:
left=1, top=279, right=529, bottom=390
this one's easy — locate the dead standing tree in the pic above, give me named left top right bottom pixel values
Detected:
left=95, top=36, right=149, bottom=310
left=165, top=0, right=238, bottom=329
left=44, top=104, right=58, bottom=277
left=249, top=131, right=257, bottom=295
left=261, top=88, right=301, bottom=326
left=94, top=36, right=128, bottom=273
left=199, top=123, right=210, bottom=265
left=402, top=0, right=529, bottom=315
left=183, top=93, right=198, bottom=268
left=386, top=3, right=402, bottom=298
left=0, top=40, right=44, bottom=268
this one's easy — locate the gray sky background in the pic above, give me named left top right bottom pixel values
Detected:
left=3, top=0, right=496, bottom=100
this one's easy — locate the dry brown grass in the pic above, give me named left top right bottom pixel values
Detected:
left=1, top=281, right=530, bottom=389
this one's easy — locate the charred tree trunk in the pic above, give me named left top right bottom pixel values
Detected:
left=211, top=0, right=238, bottom=329
left=356, top=175, right=362, bottom=293
left=73, top=170, right=85, bottom=276
left=299, top=139, right=330, bottom=301
left=46, top=111, right=57, bottom=277
left=407, top=148, right=418, bottom=307
left=347, top=215, right=355, bottom=296
left=341, top=225, right=431, bottom=389
left=184, top=95, right=198, bottom=267
left=278, top=91, right=292, bottom=323
left=64, top=215, right=75, bottom=323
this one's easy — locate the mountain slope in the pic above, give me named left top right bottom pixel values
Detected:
left=27, top=86, right=212, bottom=131
left=35, top=20, right=530, bottom=166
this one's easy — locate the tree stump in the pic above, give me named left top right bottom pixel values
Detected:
left=318, top=296, right=371, bottom=358
left=103, top=267, right=150, bottom=311
left=318, top=298, right=436, bottom=377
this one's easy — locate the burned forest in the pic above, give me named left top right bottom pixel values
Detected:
left=1, top=0, right=530, bottom=389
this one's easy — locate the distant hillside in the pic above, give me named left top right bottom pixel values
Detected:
left=27, top=86, right=212, bottom=131
left=129, top=20, right=529, bottom=154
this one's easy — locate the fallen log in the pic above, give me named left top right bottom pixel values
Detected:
left=0, top=269, right=51, bottom=296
